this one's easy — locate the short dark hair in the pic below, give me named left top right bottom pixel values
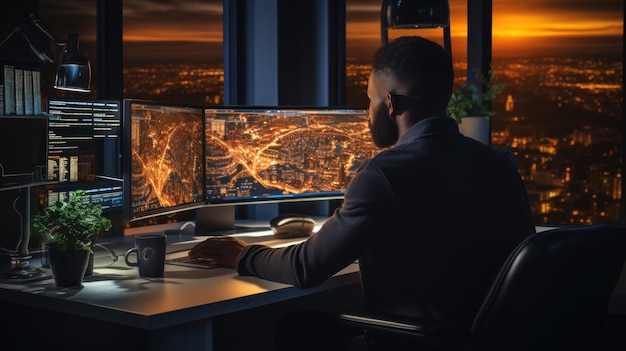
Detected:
left=372, top=36, right=453, bottom=112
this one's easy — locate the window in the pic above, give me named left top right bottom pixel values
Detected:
left=38, top=1, right=224, bottom=106
left=37, top=1, right=624, bottom=225
left=345, top=0, right=623, bottom=225
left=123, top=0, right=224, bottom=106
left=491, top=0, right=623, bottom=225
left=345, top=0, right=468, bottom=108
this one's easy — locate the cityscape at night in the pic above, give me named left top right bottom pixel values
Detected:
left=129, top=103, right=205, bottom=219
left=124, top=53, right=623, bottom=225
left=490, top=56, right=622, bottom=225
left=204, top=109, right=378, bottom=203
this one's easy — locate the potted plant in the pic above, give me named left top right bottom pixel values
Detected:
left=33, top=190, right=112, bottom=287
left=448, top=67, right=506, bottom=145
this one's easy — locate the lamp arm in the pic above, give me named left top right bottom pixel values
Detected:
left=29, top=13, right=65, bottom=47
left=0, top=18, right=65, bottom=50
left=1, top=12, right=90, bottom=92
left=0, top=26, right=21, bottom=48
left=2, top=12, right=66, bottom=62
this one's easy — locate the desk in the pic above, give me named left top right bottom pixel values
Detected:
left=2, top=225, right=626, bottom=350
left=0, top=229, right=362, bottom=351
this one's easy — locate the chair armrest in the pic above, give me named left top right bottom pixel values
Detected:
left=337, top=312, right=475, bottom=351
left=337, top=312, right=433, bottom=339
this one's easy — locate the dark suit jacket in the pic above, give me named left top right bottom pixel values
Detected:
left=236, top=116, right=535, bottom=333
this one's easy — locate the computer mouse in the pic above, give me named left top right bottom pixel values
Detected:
left=270, top=213, right=316, bottom=239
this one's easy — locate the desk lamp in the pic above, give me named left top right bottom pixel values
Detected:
left=381, top=0, right=451, bottom=57
left=1, top=12, right=91, bottom=93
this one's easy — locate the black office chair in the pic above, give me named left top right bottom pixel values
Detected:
left=338, top=224, right=626, bottom=351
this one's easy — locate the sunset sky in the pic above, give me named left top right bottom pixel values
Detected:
left=349, top=0, right=623, bottom=58
left=37, top=0, right=623, bottom=61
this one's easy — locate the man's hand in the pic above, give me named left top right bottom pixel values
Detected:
left=188, top=236, right=248, bottom=268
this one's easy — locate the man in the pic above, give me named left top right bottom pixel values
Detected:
left=190, top=36, right=535, bottom=349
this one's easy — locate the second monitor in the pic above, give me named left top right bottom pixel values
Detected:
left=205, top=107, right=377, bottom=203
left=200, top=107, right=380, bottom=231
left=123, top=99, right=206, bottom=222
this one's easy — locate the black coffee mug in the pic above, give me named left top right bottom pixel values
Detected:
left=124, top=234, right=166, bottom=278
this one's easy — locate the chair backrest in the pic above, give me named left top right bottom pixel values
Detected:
left=471, top=224, right=626, bottom=351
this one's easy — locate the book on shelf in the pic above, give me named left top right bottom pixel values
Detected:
left=32, top=70, right=41, bottom=115
left=0, top=83, right=4, bottom=116
left=23, top=69, right=34, bottom=115
left=15, top=68, right=24, bottom=115
left=1, top=63, right=42, bottom=116
left=2, top=65, right=15, bottom=115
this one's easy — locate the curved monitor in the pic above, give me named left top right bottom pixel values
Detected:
left=123, top=100, right=205, bottom=222
left=203, top=107, right=379, bottom=211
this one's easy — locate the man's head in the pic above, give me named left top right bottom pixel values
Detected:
left=367, top=36, right=453, bottom=148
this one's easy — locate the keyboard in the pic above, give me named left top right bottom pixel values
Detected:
left=165, top=253, right=220, bottom=269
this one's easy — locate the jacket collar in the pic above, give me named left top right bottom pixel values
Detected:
left=396, top=117, right=461, bottom=147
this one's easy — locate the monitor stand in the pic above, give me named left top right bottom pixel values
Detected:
left=195, top=206, right=237, bottom=234
left=194, top=204, right=280, bottom=235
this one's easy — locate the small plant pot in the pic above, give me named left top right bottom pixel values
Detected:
left=459, top=116, right=491, bottom=145
left=84, top=251, right=95, bottom=276
left=47, top=244, right=90, bottom=288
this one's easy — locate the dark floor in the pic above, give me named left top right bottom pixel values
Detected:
left=599, top=313, right=626, bottom=350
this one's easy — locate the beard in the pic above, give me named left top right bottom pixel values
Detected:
left=368, top=107, right=398, bottom=148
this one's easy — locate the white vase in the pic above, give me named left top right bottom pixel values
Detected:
left=459, top=116, right=491, bottom=145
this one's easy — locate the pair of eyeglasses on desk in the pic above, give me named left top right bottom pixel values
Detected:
left=90, top=243, right=119, bottom=268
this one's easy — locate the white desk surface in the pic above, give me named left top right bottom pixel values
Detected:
left=0, top=228, right=361, bottom=331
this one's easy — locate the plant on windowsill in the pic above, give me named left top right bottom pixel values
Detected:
left=448, top=67, right=506, bottom=145
left=33, top=190, right=112, bottom=287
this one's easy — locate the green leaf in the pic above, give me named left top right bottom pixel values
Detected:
left=33, top=190, right=112, bottom=252
left=448, top=66, right=506, bottom=124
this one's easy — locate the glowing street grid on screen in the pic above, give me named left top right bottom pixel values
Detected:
left=129, top=103, right=205, bottom=217
left=204, top=109, right=380, bottom=203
